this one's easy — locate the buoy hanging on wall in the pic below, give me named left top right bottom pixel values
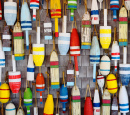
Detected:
left=5, top=103, right=16, bottom=115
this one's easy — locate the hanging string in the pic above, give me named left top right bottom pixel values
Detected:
left=92, top=25, right=98, bottom=39
left=35, top=84, right=37, bottom=107
left=45, top=72, right=50, bottom=95
left=52, top=32, right=56, bottom=51
left=62, top=71, right=65, bottom=87
left=69, top=96, right=72, bottom=115
left=71, top=17, right=77, bottom=31
left=46, top=0, right=49, bottom=16
left=1, top=103, right=3, bottom=115
left=114, top=27, right=116, bottom=43
left=84, top=0, right=87, bottom=13
left=69, top=51, right=71, bottom=64
left=74, top=66, right=77, bottom=90
left=63, top=0, right=64, bottom=16
left=29, top=35, right=32, bottom=54
left=95, top=72, right=98, bottom=90
left=5, top=71, right=8, bottom=82
left=17, top=0, right=20, bottom=22
left=56, top=91, right=59, bottom=114
left=85, top=84, right=91, bottom=100
left=65, top=0, right=67, bottom=16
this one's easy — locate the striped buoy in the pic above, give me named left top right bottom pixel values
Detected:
left=91, top=0, right=99, bottom=24
left=2, top=26, right=11, bottom=51
left=0, top=0, right=2, bottom=20
left=119, top=86, right=129, bottom=114
left=106, top=74, right=118, bottom=94
left=5, top=103, right=16, bottom=115
left=21, top=2, right=32, bottom=50
left=0, top=83, right=10, bottom=103
left=30, top=0, right=39, bottom=21
left=4, top=0, right=17, bottom=26
left=13, top=22, right=25, bottom=60
left=24, top=88, right=32, bottom=115
left=81, top=12, right=91, bottom=49
left=27, top=54, right=35, bottom=81
left=93, top=89, right=100, bottom=115
left=100, top=9, right=111, bottom=49
left=102, top=89, right=111, bottom=115
left=111, top=41, right=120, bottom=72
left=70, top=28, right=80, bottom=76
left=36, top=73, right=45, bottom=104
left=60, top=84, right=68, bottom=113
left=111, top=96, right=118, bottom=115
left=119, top=6, right=128, bottom=46
left=68, top=0, right=77, bottom=21
left=90, top=36, right=100, bottom=82
left=110, top=0, right=119, bottom=21
left=100, top=55, right=110, bottom=76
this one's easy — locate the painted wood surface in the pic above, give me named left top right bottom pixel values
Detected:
left=5, top=103, right=16, bottom=115
left=111, top=96, right=118, bottom=115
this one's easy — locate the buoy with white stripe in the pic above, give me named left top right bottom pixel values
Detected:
left=30, top=0, right=39, bottom=21
left=110, top=0, right=119, bottom=21
left=119, top=86, right=129, bottom=114
left=21, top=1, right=32, bottom=50
left=60, top=72, right=68, bottom=113
left=5, top=103, right=16, bottom=115
left=93, top=89, right=100, bottom=115
left=24, top=87, right=32, bottom=115
left=4, top=0, right=17, bottom=26
left=91, top=0, right=99, bottom=24
left=100, top=55, right=110, bottom=76
left=9, top=55, right=21, bottom=94
left=0, top=0, right=2, bottom=20
left=111, top=96, right=118, bottom=115
left=90, top=32, right=100, bottom=82
left=36, top=73, right=45, bottom=104
left=100, top=9, right=111, bottom=49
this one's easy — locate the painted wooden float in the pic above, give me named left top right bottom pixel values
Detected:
left=4, top=0, right=17, bottom=25
left=100, top=55, right=110, bottom=76
left=125, top=0, right=130, bottom=15
left=17, top=109, right=25, bottom=115
left=27, top=54, right=35, bottom=81
left=13, top=22, right=25, bottom=60
left=110, top=0, right=119, bottom=21
left=9, top=55, right=21, bottom=94
left=0, top=83, right=10, bottom=103
left=50, top=0, right=61, bottom=37
left=106, top=74, right=118, bottom=94
left=119, top=86, right=129, bottom=114
left=21, top=2, right=32, bottom=50
left=68, top=0, right=77, bottom=21
left=91, top=0, right=99, bottom=24
left=30, top=0, right=39, bottom=21
left=2, top=26, right=11, bottom=51
left=71, top=85, right=81, bottom=115
left=81, top=11, right=91, bottom=49
left=24, top=88, right=32, bottom=115
left=0, top=0, right=2, bottom=20
left=102, top=89, right=111, bottom=115
left=100, top=9, right=111, bottom=49
left=98, top=0, right=103, bottom=10
left=111, top=96, right=118, bottom=115
left=5, top=103, right=16, bottom=115
left=36, top=73, right=45, bottom=104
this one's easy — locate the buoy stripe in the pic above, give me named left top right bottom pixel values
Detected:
left=97, top=76, right=104, bottom=79
left=9, top=78, right=21, bottom=82
left=36, top=84, right=45, bottom=87
left=0, top=97, right=9, bottom=99
left=119, top=67, right=130, bottom=71
left=0, top=59, right=5, bottom=61
left=72, top=100, right=80, bottom=102
left=111, top=53, right=120, bottom=55
left=119, top=103, right=129, bottom=106
left=107, top=79, right=116, bottom=81
left=119, top=17, right=127, bottom=21
left=102, top=104, right=110, bottom=106
left=36, top=89, right=45, bottom=91
left=100, top=29, right=111, bottom=34
left=9, top=75, right=21, bottom=79
left=120, top=108, right=129, bottom=111
left=102, top=99, right=110, bottom=104
left=101, top=60, right=110, bottom=62
left=24, top=103, right=32, bottom=106
left=82, top=21, right=91, bottom=25
left=60, top=99, right=68, bottom=102
left=60, top=95, right=68, bottom=98
left=51, top=82, right=60, bottom=85
left=110, top=5, right=119, bottom=8
left=108, top=87, right=117, bottom=90
left=13, top=32, right=23, bottom=37
left=90, top=55, right=100, bottom=57
left=50, top=61, right=59, bottom=65
left=93, top=103, right=100, bottom=107
left=0, top=89, right=9, bottom=90
left=5, top=108, right=16, bottom=111
left=33, top=47, right=44, bottom=51
left=72, top=96, right=80, bottom=100
left=91, top=10, right=99, bottom=15
left=27, top=68, right=35, bottom=72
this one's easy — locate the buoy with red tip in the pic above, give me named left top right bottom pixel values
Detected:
left=0, top=0, right=2, bottom=20
left=36, top=72, right=45, bottom=104
left=70, top=20, right=80, bottom=76
left=9, top=55, right=21, bottom=94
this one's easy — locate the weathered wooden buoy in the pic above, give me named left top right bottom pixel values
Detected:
left=91, top=0, right=99, bottom=24
left=0, top=0, right=2, bottom=20
left=0, top=83, right=10, bottom=103
left=5, top=103, right=16, bottom=115
left=36, top=73, right=45, bottom=104
left=110, top=0, right=119, bottom=21
left=125, top=0, right=130, bottom=15
left=100, top=55, right=110, bottom=76
left=98, top=0, right=103, bottom=10
left=106, top=74, right=118, bottom=94
left=111, top=96, right=118, bottom=115
left=4, top=0, right=17, bottom=25
left=119, top=86, right=129, bottom=114
left=9, top=55, right=21, bottom=94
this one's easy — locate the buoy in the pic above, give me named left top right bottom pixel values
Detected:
left=98, top=0, right=103, bottom=10
left=0, top=0, right=2, bottom=20
left=5, top=103, right=16, bottom=115
left=125, top=0, right=130, bottom=16
left=111, top=96, right=118, bottom=115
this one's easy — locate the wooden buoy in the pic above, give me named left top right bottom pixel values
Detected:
left=5, top=103, right=16, bottom=115
left=68, top=0, right=77, bottom=21
left=91, top=0, right=99, bottom=24
left=106, top=74, right=118, bottom=94
left=119, top=86, right=129, bottom=114
left=125, top=0, right=130, bottom=15
left=110, top=0, right=119, bottom=21
left=102, top=89, right=111, bottom=115
left=100, top=55, right=110, bottom=76
left=111, top=96, right=118, bottom=115
left=4, top=0, right=17, bottom=25
left=0, top=83, right=10, bottom=103
left=0, top=0, right=2, bottom=20
left=98, top=0, right=103, bottom=10
left=9, top=55, right=21, bottom=94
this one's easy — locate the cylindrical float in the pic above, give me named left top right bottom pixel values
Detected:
left=97, top=73, right=104, bottom=95
left=5, top=103, right=16, bottom=115
left=27, top=54, right=35, bottom=81
left=110, top=0, right=119, bottom=21
left=4, top=0, right=17, bottom=25
left=90, top=36, right=100, bottom=82
left=36, top=73, right=45, bottom=104
left=0, top=0, right=2, bottom=20
left=111, top=96, right=118, bottom=115
left=106, top=74, right=118, bottom=94
left=119, top=86, right=129, bottom=114
left=0, top=83, right=10, bottom=103
left=100, top=55, right=110, bottom=76
left=81, top=12, right=91, bottom=49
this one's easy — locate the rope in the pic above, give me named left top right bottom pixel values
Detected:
left=84, top=0, right=87, bottom=13
left=52, top=32, right=56, bottom=50
left=114, top=27, right=116, bottom=43
left=46, top=0, right=49, bottom=16
left=17, top=0, right=20, bottom=22
left=85, top=84, right=91, bottom=100
left=71, top=17, right=77, bottom=31
left=45, top=72, right=50, bottom=95
left=62, top=71, right=65, bottom=87
left=69, top=51, right=71, bottom=64
left=74, top=66, right=77, bottom=90
left=29, top=35, right=32, bottom=54
left=92, top=25, right=98, bottom=39
left=56, top=91, right=59, bottom=114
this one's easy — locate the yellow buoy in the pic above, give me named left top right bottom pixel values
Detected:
left=0, top=83, right=10, bottom=103
left=107, top=74, right=118, bottom=94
